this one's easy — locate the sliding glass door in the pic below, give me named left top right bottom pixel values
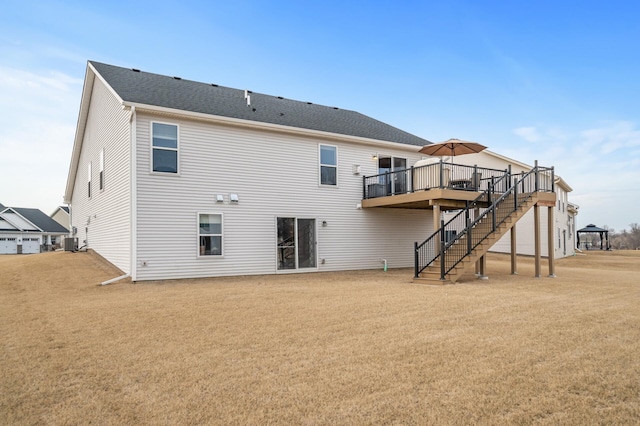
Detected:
left=277, top=217, right=317, bottom=270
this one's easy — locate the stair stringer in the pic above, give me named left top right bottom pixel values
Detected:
left=415, top=194, right=539, bottom=284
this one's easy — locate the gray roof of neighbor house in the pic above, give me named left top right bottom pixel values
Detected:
left=90, top=61, right=431, bottom=147
left=59, top=206, right=69, bottom=213
left=11, top=207, right=69, bottom=233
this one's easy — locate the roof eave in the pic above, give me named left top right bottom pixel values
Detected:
left=64, top=62, right=126, bottom=204
left=124, top=101, right=425, bottom=152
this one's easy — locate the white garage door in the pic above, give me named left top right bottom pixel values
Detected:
left=22, top=238, right=41, bottom=254
left=0, top=237, right=18, bottom=254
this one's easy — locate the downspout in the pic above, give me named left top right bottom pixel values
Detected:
left=129, top=105, right=138, bottom=281
left=67, top=203, right=72, bottom=238
left=101, top=273, right=130, bottom=286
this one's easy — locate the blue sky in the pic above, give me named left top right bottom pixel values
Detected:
left=1, top=0, right=639, bottom=231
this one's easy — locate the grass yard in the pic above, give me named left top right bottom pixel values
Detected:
left=1, top=250, right=639, bottom=424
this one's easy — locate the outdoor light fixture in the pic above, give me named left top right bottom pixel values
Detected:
left=371, top=154, right=378, bottom=161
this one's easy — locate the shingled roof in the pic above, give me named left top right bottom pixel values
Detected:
left=90, top=61, right=431, bottom=147
left=0, top=207, right=68, bottom=233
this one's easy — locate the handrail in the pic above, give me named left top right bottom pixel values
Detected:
left=363, top=160, right=509, bottom=198
left=414, top=165, right=554, bottom=279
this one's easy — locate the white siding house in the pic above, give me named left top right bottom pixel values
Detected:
left=65, top=62, right=434, bottom=281
left=65, top=62, right=573, bottom=282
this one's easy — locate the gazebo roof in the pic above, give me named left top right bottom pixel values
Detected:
left=577, top=224, right=608, bottom=233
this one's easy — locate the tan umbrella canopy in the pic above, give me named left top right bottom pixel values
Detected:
left=419, top=138, right=487, bottom=158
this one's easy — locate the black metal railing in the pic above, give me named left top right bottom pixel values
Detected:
left=414, top=164, right=554, bottom=279
left=362, top=160, right=509, bottom=199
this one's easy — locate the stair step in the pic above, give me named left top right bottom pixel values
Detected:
left=415, top=191, right=542, bottom=284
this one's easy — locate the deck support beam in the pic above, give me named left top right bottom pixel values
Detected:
left=548, top=206, right=556, bottom=277
left=510, top=225, right=517, bottom=275
left=433, top=203, right=441, bottom=252
left=534, top=204, right=541, bottom=278
left=477, top=255, right=488, bottom=279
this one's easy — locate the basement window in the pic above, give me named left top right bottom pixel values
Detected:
left=152, top=122, right=178, bottom=173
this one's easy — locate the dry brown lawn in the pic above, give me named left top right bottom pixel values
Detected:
left=1, top=250, right=639, bottom=425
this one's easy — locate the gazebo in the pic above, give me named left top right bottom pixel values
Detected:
left=577, top=224, right=610, bottom=250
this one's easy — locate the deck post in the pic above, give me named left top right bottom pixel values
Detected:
left=410, top=166, right=414, bottom=193
left=440, top=219, right=446, bottom=280
left=478, top=255, right=488, bottom=280
left=362, top=175, right=366, bottom=199
left=414, top=241, right=419, bottom=278
left=548, top=206, right=556, bottom=277
left=511, top=224, right=518, bottom=275
left=534, top=204, right=541, bottom=278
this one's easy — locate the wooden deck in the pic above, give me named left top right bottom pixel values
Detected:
left=362, top=188, right=556, bottom=211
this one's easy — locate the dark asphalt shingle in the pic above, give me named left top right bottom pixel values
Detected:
left=90, top=61, right=431, bottom=147
left=12, top=208, right=69, bottom=233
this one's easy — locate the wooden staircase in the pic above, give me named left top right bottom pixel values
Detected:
left=414, top=194, right=537, bottom=284
left=413, top=165, right=555, bottom=284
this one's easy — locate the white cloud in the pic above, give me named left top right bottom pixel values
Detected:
left=513, top=126, right=541, bottom=142
left=0, top=66, right=82, bottom=213
left=500, top=121, right=640, bottom=231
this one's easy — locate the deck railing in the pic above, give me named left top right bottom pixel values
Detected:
left=362, top=160, right=509, bottom=199
left=414, top=165, right=555, bottom=279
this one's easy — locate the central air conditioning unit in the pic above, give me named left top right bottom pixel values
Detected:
left=64, top=237, right=78, bottom=252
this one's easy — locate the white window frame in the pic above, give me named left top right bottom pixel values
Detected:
left=99, top=148, right=105, bottom=191
left=87, top=162, right=92, bottom=198
left=151, top=121, right=179, bottom=175
left=319, top=144, right=338, bottom=187
left=197, top=212, right=223, bottom=257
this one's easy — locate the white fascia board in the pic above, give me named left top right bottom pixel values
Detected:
left=1, top=209, right=43, bottom=232
left=482, top=149, right=533, bottom=171
left=64, top=62, right=127, bottom=204
left=0, top=214, right=20, bottom=230
left=123, top=101, right=424, bottom=153
left=64, top=64, right=95, bottom=203
left=554, top=175, right=572, bottom=192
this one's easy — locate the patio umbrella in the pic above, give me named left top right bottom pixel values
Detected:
left=418, top=138, right=487, bottom=159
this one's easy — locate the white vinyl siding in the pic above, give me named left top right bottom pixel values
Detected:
left=134, top=113, right=431, bottom=281
left=69, top=77, right=131, bottom=272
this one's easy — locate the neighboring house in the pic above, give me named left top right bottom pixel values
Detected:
left=51, top=206, right=71, bottom=234
left=0, top=205, right=69, bottom=254
left=444, top=150, right=577, bottom=259
left=65, top=61, right=564, bottom=282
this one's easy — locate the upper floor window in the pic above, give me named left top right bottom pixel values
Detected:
left=87, top=162, right=92, bottom=198
left=99, top=149, right=105, bottom=190
left=319, top=144, right=337, bottom=186
left=152, top=122, right=178, bottom=173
